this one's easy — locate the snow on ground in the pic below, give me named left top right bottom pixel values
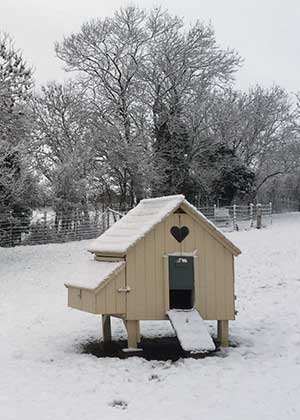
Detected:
left=1, top=213, right=300, bottom=419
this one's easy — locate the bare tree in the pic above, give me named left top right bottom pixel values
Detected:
left=51, top=5, right=300, bottom=207
left=55, top=5, right=242, bottom=205
left=31, top=81, right=97, bottom=224
left=207, top=85, right=299, bottom=197
left=55, top=6, right=166, bottom=208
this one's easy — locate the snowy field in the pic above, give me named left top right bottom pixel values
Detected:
left=1, top=213, right=300, bottom=420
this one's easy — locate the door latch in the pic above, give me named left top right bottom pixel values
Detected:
left=117, top=286, right=131, bottom=293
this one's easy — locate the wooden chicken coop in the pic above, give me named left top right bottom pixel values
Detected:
left=65, top=195, right=241, bottom=352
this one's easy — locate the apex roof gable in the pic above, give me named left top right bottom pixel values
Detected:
left=88, top=195, right=241, bottom=256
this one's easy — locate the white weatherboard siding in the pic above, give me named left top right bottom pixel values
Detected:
left=64, top=258, right=125, bottom=291
left=167, top=309, right=216, bottom=352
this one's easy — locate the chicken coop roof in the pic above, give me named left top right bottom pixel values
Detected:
left=88, top=195, right=241, bottom=256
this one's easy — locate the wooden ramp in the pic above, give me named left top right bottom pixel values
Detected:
left=167, top=309, right=216, bottom=353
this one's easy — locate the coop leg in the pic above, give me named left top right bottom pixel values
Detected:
left=136, top=320, right=141, bottom=343
left=217, top=320, right=229, bottom=347
left=102, top=315, right=112, bottom=343
left=126, top=320, right=139, bottom=349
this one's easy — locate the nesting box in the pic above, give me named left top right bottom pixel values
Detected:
left=65, top=195, right=241, bottom=350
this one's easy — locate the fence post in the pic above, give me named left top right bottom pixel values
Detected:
left=256, top=204, right=262, bottom=229
left=101, top=210, right=106, bottom=232
left=269, top=202, right=273, bottom=225
left=250, top=203, right=254, bottom=227
left=43, top=211, right=47, bottom=243
left=74, top=209, right=78, bottom=241
left=9, top=210, right=13, bottom=247
left=233, top=204, right=237, bottom=230
left=106, top=209, right=110, bottom=230
left=214, top=204, right=217, bottom=223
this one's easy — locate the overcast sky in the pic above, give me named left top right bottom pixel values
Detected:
left=2, top=0, right=300, bottom=92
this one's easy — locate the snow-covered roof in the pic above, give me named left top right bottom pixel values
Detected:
left=64, top=257, right=125, bottom=291
left=88, top=195, right=241, bottom=256
left=88, top=195, right=184, bottom=255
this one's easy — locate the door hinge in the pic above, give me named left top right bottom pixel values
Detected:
left=117, top=286, right=131, bottom=293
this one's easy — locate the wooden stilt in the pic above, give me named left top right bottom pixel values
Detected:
left=136, top=320, right=141, bottom=343
left=217, top=320, right=229, bottom=347
left=125, top=320, right=139, bottom=349
left=102, top=315, right=112, bottom=343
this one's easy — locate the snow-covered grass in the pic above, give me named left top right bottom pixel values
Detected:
left=1, top=213, right=300, bottom=419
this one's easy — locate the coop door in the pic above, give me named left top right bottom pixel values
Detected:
left=168, top=255, right=194, bottom=309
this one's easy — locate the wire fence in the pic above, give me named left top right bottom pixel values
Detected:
left=0, top=201, right=278, bottom=248
left=271, top=198, right=299, bottom=213
left=199, top=203, right=273, bottom=231
left=0, top=207, right=124, bottom=248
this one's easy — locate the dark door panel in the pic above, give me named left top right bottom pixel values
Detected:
left=168, top=256, right=194, bottom=290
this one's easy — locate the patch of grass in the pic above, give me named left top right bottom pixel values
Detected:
left=108, top=399, right=128, bottom=410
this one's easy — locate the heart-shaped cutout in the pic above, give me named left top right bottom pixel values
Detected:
left=170, top=226, right=189, bottom=243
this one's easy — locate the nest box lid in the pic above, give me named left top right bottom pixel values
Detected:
left=64, top=257, right=125, bottom=291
